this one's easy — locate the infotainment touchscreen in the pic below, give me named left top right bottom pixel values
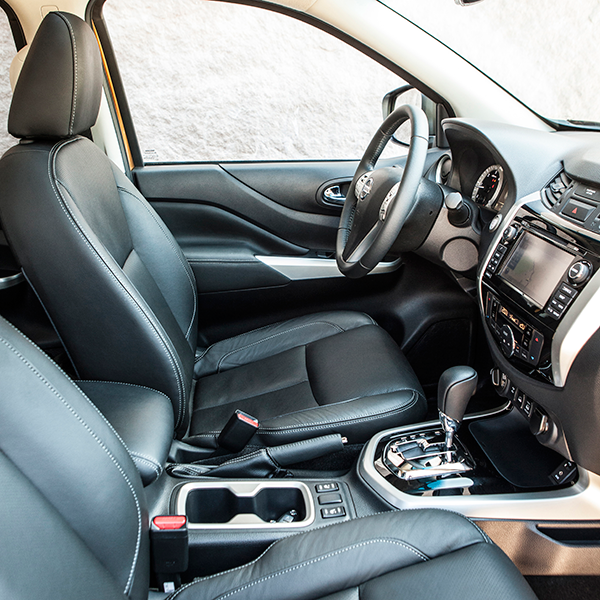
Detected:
left=498, top=232, right=573, bottom=308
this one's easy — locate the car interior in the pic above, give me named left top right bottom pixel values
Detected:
left=1, top=2, right=600, bottom=599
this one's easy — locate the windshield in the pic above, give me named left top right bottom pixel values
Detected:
left=380, top=0, right=600, bottom=125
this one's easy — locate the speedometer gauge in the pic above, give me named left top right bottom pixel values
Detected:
left=472, top=165, right=504, bottom=207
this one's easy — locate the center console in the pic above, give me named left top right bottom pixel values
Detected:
left=359, top=183, right=600, bottom=521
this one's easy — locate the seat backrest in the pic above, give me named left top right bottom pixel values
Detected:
left=0, top=315, right=149, bottom=600
left=0, top=12, right=198, bottom=433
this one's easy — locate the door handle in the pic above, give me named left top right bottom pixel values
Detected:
left=323, top=185, right=346, bottom=206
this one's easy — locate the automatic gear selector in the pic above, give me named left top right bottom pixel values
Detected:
left=382, top=367, right=478, bottom=485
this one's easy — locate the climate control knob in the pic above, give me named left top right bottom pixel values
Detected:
left=568, top=261, right=592, bottom=285
left=500, top=324, right=515, bottom=358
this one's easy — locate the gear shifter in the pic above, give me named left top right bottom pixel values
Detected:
left=438, top=366, right=478, bottom=456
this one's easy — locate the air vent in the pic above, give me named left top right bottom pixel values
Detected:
left=543, top=171, right=572, bottom=207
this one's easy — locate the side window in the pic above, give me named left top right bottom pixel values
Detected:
left=103, top=0, right=408, bottom=163
left=0, top=11, right=16, bottom=157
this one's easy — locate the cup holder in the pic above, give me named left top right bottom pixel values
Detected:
left=175, top=481, right=315, bottom=529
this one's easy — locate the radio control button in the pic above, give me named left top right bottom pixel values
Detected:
left=559, top=283, right=577, bottom=298
left=568, top=261, right=592, bottom=285
left=502, top=226, right=518, bottom=242
left=547, top=307, right=561, bottom=319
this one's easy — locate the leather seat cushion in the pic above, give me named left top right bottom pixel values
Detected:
left=188, top=312, right=426, bottom=446
left=172, top=509, right=537, bottom=600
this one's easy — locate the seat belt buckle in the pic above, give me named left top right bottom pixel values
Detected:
left=217, top=410, right=259, bottom=452
left=150, top=515, right=189, bottom=593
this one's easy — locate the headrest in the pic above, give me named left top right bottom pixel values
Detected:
left=8, top=12, right=102, bottom=139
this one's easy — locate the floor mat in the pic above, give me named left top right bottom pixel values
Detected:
left=526, top=576, right=600, bottom=600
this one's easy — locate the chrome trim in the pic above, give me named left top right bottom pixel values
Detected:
left=256, top=255, right=402, bottom=280
left=323, top=185, right=346, bottom=206
left=0, top=271, right=24, bottom=290
left=434, top=154, right=452, bottom=185
left=175, top=480, right=315, bottom=530
left=552, top=265, right=600, bottom=386
left=359, top=421, right=600, bottom=520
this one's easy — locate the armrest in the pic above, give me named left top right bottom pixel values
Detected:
left=76, top=380, right=174, bottom=486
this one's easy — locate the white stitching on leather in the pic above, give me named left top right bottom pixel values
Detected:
left=215, top=321, right=344, bottom=373
left=0, top=320, right=147, bottom=482
left=168, top=507, right=488, bottom=600
left=116, top=185, right=198, bottom=342
left=49, top=140, right=186, bottom=427
left=0, top=334, right=142, bottom=596
left=170, top=538, right=427, bottom=600
left=130, top=452, right=162, bottom=478
left=76, top=379, right=172, bottom=403
left=260, top=391, right=421, bottom=433
left=56, top=13, right=77, bottom=136
left=196, top=315, right=368, bottom=370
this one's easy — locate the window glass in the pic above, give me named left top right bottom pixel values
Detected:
left=103, top=0, right=408, bottom=163
left=0, top=12, right=16, bottom=157
left=383, top=0, right=600, bottom=124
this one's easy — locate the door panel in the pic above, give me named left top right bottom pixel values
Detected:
left=135, top=164, right=340, bottom=250
left=222, top=162, right=356, bottom=215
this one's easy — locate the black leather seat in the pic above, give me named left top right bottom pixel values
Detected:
left=0, top=314, right=537, bottom=600
left=0, top=11, right=426, bottom=448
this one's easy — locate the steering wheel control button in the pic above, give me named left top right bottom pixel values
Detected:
left=561, top=199, right=594, bottom=222
left=315, top=482, right=339, bottom=493
left=499, top=324, right=515, bottom=357
left=318, top=493, right=342, bottom=505
left=379, top=182, right=400, bottom=221
left=321, top=506, right=346, bottom=519
left=354, top=173, right=372, bottom=201
left=568, top=261, right=592, bottom=285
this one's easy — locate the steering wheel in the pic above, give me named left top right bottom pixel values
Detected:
left=336, top=104, right=429, bottom=278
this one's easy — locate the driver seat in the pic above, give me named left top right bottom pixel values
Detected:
left=0, top=11, right=426, bottom=447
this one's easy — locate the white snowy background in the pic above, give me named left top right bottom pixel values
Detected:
left=0, top=0, right=597, bottom=162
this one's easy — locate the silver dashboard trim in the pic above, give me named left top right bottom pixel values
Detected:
left=256, top=255, right=402, bottom=280
left=175, top=480, right=315, bottom=530
left=359, top=421, right=600, bottom=521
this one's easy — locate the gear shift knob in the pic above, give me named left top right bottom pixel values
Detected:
left=438, top=366, right=478, bottom=452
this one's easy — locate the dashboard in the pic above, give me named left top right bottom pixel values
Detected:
left=430, top=118, right=600, bottom=476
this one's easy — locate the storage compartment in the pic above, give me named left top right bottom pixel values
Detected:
left=176, top=481, right=315, bottom=529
